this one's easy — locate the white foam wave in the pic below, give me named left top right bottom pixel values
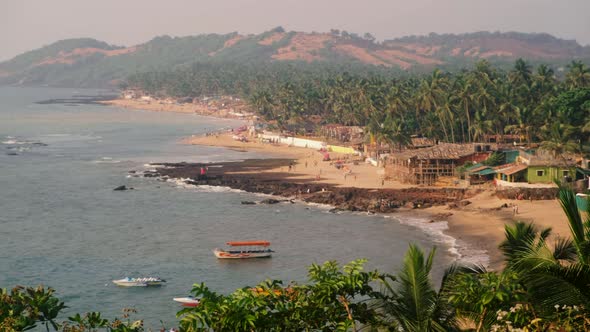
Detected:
left=393, top=215, right=489, bottom=267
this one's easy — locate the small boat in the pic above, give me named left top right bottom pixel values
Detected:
left=213, top=241, right=274, bottom=259
left=112, top=277, right=165, bottom=287
left=173, top=296, right=200, bottom=307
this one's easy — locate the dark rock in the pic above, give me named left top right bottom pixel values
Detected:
left=6, top=152, right=18, bottom=156
left=458, top=200, right=471, bottom=207
left=241, top=201, right=256, bottom=205
left=113, top=185, right=128, bottom=191
left=260, top=198, right=282, bottom=204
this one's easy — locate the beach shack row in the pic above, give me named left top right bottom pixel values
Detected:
left=384, top=143, right=494, bottom=186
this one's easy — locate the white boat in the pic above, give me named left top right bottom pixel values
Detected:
left=173, top=296, right=200, bottom=307
left=213, top=241, right=274, bottom=259
left=112, top=277, right=165, bottom=287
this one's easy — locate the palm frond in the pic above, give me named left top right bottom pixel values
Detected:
left=522, top=263, right=590, bottom=309
left=558, top=186, right=589, bottom=263
left=553, top=237, right=577, bottom=262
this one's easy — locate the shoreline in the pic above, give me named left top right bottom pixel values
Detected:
left=180, top=132, right=572, bottom=270
left=101, top=98, right=256, bottom=120
left=110, top=100, right=571, bottom=270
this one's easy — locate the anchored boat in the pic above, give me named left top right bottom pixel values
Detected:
left=112, top=277, right=165, bottom=287
left=173, top=296, right=200, bottom=307
left=213, top=241, right=273, bottom=259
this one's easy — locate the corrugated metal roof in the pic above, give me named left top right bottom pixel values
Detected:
left=497, top=164, right=528, bottom=175
left=475, top=168, right=497, bottom=175
left=468, top=165, right=491, bottom=173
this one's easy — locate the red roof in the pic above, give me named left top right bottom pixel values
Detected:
left=226, top=241, right=270, bottom=247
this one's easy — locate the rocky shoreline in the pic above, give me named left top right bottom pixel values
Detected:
left=142, top=159, right=478, bottom=213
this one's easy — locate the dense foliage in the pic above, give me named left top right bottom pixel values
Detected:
left=126, top=59, right=590, bottom=149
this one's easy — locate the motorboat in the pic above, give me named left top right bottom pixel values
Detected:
left=213, top=241, right=273, bottom=259
left=112, top=277, right=165, bottom=287
left=173, top=296, right=200, bottom=307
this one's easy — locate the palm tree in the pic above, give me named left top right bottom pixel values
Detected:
left=382, top=114, right=411, bottom=151
left=375, top=245, right=457, bottom=331
left=417, top=69, right=450, bottom=141
left=566, top=60, right=590, bottom=88
left=386, top=84, right=409, bottom=120
left=539, top=122, right=579, bottom=159
left=532, top=64, right=557, bottom=98
left=503, top=187, right=590, bottom=309
left=471, top=110, right=493, bottom=142
left=509, top=58, right=533, bottom=88
left=499, top=222, right=562, bottom=267
left=504, top=106, right=534, bottom=143
left=451, top=76, right=475, bottom=142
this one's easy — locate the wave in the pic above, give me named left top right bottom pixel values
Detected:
left=165, top=178, right=248, bottom=194
left=392, top=215, right=490, bottom=267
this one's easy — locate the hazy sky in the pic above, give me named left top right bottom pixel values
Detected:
left=1, top=0, right=589, bottom=61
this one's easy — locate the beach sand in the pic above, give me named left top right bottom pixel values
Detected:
left=102, top=98, right=253, bottom=119
left=424, top=191, right=569, bottom=269
left=186, top=132, right=572, bottom=270
left=186, top=133, right=414, bottom=190
left=107, top=99, right=573, bottom=270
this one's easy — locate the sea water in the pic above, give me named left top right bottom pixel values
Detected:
left=0, top=87, right=461, bottom=329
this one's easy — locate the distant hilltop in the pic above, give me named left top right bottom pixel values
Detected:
left=1, top=27, right=589, bottom=87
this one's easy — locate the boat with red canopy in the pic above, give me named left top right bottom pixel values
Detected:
left=213, top=240, right=273, bottom=259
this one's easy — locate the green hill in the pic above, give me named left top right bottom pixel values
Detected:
left=1, top=28, right=589, bottom=87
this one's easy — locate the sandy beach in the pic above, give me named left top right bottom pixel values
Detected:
left=185, top=132, right=571, bottom=270
left=102, top=98, right=254, bottom=120
left=107, top=99, right=573, bottom=270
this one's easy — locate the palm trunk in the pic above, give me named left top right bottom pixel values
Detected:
left=465, top=102, right=472, bottom=142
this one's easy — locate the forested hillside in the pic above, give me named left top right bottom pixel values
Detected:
left=126, top=58, right=590, bottom=149
left=1, top=28, right=589, bottom=87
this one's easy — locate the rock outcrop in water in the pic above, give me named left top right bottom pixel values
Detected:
left=145, top=159, right=478, bottom=213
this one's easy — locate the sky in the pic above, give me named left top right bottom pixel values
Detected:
left=1, top=0, right=589, bottom=61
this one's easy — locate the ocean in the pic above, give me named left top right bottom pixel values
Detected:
left=0, top=87, right=461, bottom=329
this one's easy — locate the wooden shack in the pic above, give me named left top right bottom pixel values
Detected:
left=384, top=143, right=493, bottom=185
